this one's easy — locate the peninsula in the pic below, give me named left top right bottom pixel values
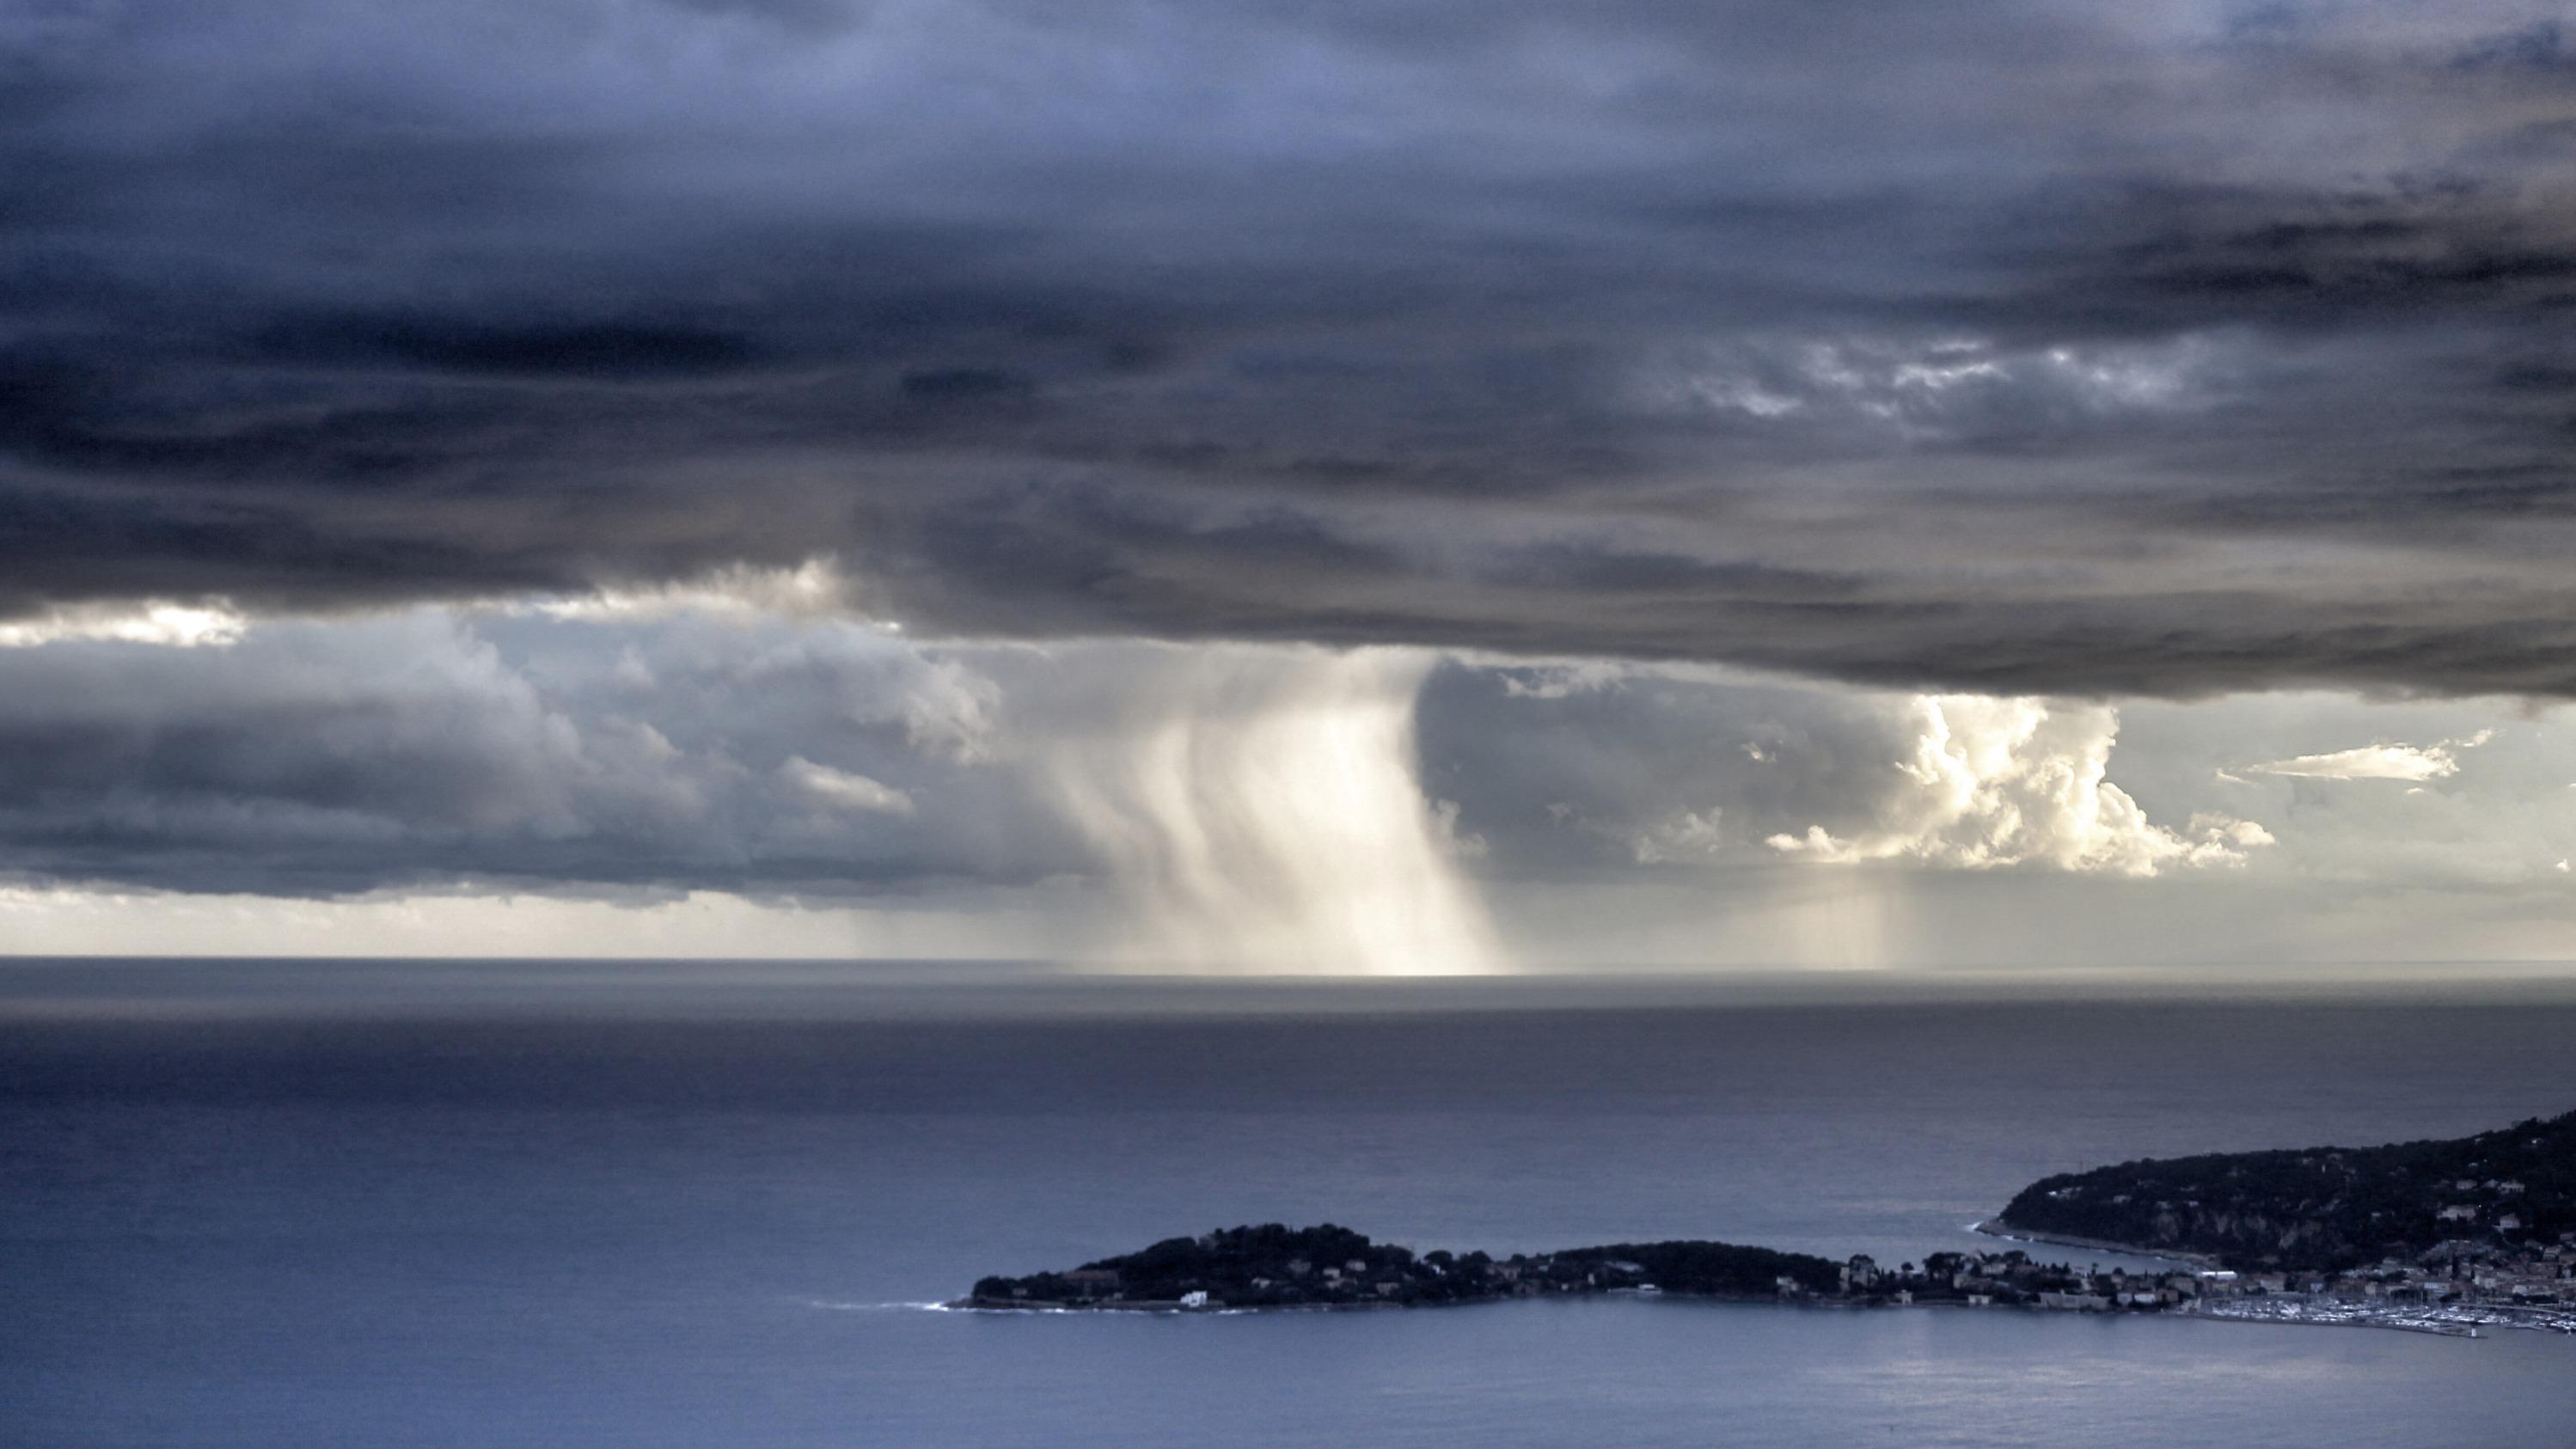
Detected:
left=960, top=1110, right=2576, bottom=1336
left=969, top=1224, right=1851, bottom=1311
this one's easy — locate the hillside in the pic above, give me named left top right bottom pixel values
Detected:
left=1996, top=1109, right=2576, bottom=1271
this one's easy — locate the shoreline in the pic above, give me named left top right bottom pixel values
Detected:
left=952, top=1296, right=1408, bottom=1313
left=949, top=1287, right=1789, bottom=1315
left=949, top=1290, right=2526, bottom=1340
left=1971, top=1219, right=2218, bottom=1269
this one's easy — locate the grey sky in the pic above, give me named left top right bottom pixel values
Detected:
left=5, top=2, right=2575, bottom=963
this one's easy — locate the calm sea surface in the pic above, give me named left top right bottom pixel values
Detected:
left=5, top=960, right=2575, bottom=1447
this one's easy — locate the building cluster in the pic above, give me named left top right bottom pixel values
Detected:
left=1812, top=1250, right=2198, bottom=1311
left=1860, top=1231, right=2576, bottom=1324
left=2298, top=1231, right=2575, bottom=1307
left=1805, top=1231, right=2574, bottom=1317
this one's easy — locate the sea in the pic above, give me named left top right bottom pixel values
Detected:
left=5, top=958, right=2574, bottom=1448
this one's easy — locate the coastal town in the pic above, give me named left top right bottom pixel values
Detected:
left=1986, top=1226, right=2576, bottom=1337
left=1978, top=1107, right=2576, bottom=1334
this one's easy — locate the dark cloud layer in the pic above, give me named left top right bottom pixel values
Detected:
left=7, top=1, right=2576, bottom=695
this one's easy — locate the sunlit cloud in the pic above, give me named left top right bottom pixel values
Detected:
left=510, top=559, right=868, bottom=626
left=2244, top=730, right=2496, bottom=782
left=0, top=882, right=1065, bottom=961
left=780, top=757, right=915, bottom=816
left=1764, top=695, right=2270, bottom=877
left=0, top=601, right=248, bottom=650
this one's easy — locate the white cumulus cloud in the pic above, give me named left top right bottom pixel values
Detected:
left=1764, top=695, right=2270, bottom=877
left=2243, top=730, right=2494, bottom=782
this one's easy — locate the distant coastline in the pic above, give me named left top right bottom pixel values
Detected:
left=967, top=1108, right=2576, bottom=1338
left=961, top=1223, right=2576, bottom=1339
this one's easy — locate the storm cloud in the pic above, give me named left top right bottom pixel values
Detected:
left=6, top=1, right=2576, bottom=697
left=13, top=3, right=2576, bottom=966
